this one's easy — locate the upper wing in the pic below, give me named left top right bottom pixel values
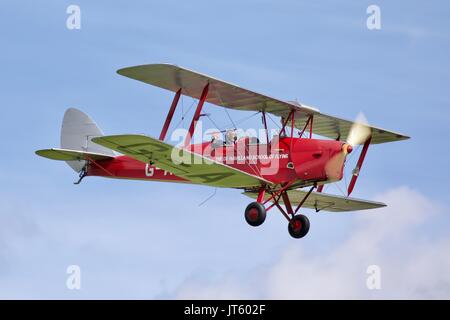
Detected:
left=35, top=148, right=114, bottom=161
left=243, top=189, right=386, bottom=212
left=117, top=63, right=409, bottom=144
left=92, top=134, right=272, bottom=188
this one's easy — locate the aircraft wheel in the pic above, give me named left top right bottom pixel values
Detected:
left=245, top=202, right=266, bottom=227
left=288, top=214, right=310, bottom=239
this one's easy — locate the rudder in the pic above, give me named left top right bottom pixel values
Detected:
left=61, top=108, right=115, bottom=172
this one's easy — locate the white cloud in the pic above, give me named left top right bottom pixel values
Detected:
left=174, top=186, right=450, bottom=299
left=2, top=185, right=448, bottom=299
left=176, top=276, right=254, bottom=300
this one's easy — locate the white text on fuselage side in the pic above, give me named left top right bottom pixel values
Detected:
left=214, top=153, right=288, bottom=163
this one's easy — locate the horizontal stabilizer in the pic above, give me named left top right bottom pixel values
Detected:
left=35, top=148, right=114, bottom=162
left=243, top=189, right=386, bottom=212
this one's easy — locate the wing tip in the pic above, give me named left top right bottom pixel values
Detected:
left=116, top=63, right=179, bottom=77
left=35, top=148, right=66, bottom=161
left=35, top=149, right=49, bottom=157
left=373, top=202, right=387, bottom=208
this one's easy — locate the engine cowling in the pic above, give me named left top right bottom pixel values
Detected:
left=290, top=138, right=346, bottom=182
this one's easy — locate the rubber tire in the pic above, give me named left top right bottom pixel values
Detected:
left=245, top=202, right=267, bottom=227
left=288, top=214, right=310, bottom=239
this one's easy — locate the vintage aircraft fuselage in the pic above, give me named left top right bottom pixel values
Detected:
left=87, top=137, right=346, bottom=187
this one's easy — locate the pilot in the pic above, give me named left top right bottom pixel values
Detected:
left=225, top=129, right=237, bottom=145
left=211, top=131, right=223, bottom=148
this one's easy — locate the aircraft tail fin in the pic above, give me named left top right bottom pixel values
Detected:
left=35, top=108, right=115, bottom=172
left=59, top=108, right=116, bottom=172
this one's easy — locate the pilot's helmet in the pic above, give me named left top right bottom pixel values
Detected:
left=225, top=129, right=237, bottom=145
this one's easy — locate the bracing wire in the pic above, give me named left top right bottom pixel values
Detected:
left=221, top=111, right=260, bottom=129
left=224, top=107, right=237, bottom=130
left=210, top=83, right=238, bottom=130
left=266, top=113, right=282, bottom=130
left=334, top=182, right=346, bottom=197
left=198, top=188, right=217, bottom=206
left=181, top=95, right=184, bottom=128
left=205, top=114, right=222, bottom=132
left=174, top=97, right=197, bottom=130
left=343, top=171, right=348, bottom=192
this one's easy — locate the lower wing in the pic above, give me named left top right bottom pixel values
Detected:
left=92, top=134, right=272, bottom=188
left=243, top=189, right=386, bottom=212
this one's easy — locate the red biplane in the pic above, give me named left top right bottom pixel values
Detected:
left=36, top=64, right=409, bottom=239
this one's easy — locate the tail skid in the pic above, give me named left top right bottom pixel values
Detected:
left=35, top=148, right=115, bottom=184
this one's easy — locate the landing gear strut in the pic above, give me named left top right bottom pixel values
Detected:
left=244, top=185, right=315, bottom=239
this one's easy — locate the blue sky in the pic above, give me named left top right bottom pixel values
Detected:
left=0, top=0, right=449, bottom=298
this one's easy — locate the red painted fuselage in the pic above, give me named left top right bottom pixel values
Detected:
left=87, top=137, right=346, bottom=187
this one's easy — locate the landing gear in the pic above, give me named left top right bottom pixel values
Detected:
left=244, top=185, right=315, bottom=239
left=74, top=164, right=87, bottom=185
left=288, top=214, right=310, bottom=239
left=244, top=202, right=266, bottom=227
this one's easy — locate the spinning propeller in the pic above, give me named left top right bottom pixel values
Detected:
left=346, top=113, right=371, bottom=147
